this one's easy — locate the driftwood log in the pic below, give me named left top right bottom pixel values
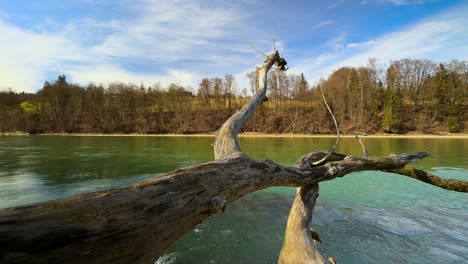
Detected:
left=1, top=50, right=467, bottom=264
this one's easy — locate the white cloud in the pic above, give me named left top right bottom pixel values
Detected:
left=381, top=0, right=428, bottom=6
left=314, top=21, right=334, bottom=28
left=345, top=40, right=377, bottom=49
left=0, top=0, right=465, bottom=94
left=386, top=0, right=410, bottom=5
left=324, top=32, right=347, bottom=51
left=65, top=0, right=280, bottom=91
left=0, top=20, right=85, bottom=92
left=0, top=0, right=268, bottom=92
left=67, top=64, right=196, bottom=88
left=86, top=0, right=252, bottom=62
left=291, top=5, right=468, bottom=84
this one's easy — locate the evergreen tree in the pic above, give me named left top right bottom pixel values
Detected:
left=381, top=65, right=402, bottom=133
left=435, top=64, right=465, bottom=132
left=293, top=73, right=308, bottom=100
left=435, top=64, right=449, bottom=116
left=348, top=69, right=359, bottom=124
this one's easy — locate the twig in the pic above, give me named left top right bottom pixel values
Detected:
left=311, top=86, right=340, bottom=166
left=354, top=134, right=369, bottom=157
left=240, top=38, right=268, bottom=57
left=273, top=31, right=276, bottom=51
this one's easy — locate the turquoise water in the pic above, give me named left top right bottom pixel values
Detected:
left=0, top=136, right=467, bottom=263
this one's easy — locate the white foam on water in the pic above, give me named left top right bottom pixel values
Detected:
left=155, top=252, right=179, bottom=264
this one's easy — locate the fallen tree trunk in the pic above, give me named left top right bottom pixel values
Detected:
left=0, top=50, right=466, bottom=264
left=1, top=151, right=438, bottom=263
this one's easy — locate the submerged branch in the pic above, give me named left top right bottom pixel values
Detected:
left=388, top=167, right=468, bottom=192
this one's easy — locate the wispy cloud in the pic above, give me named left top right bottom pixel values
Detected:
left=314, top=21, right=334, bottom=28
left=67, top=64, right=197, bottom=88
left=386, top=0, right=410, bottom=5
left=87, top=0, right=248, bottom=62
left=324, top=32, right=347, bottom=50
left=345, top=40, right=377, bottom=49
left=0, top=20, right=85, bottom=92
left=381, top=0, right=427, bottom=6
left=291, top=4, right=468, bottom=84
left=0, top=0, right=465, bottom=93
left=0, top=0, right=269, bottom=92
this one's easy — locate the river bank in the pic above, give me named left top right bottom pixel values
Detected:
left=2, top=132, right=467, bottom=138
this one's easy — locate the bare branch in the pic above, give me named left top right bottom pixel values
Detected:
left=280, top=150, right=425, bottom=264
left=272, top=31, right=276, bottom=51
left=296, top=151, right=466, bottom=193
left=388, top=167, right=468, bottom=192
left=311, top=86, right=340, bottom=166
left=281, top=150, right=462, bottom=264
left=241, top=39, right=268, bottom=57
left=214, top=50, right=284, bottom=160
left=295, top=151, right=347, bottom=168
left=354, top=134, right=369, bottom=157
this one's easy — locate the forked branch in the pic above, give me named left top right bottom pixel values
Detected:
left=214, top=50, right=284, bottom=160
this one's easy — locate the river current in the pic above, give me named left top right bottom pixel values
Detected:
left=0, top=136, right=466, bottom=263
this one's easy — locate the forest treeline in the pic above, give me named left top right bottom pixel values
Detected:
left=0, top=58, right=466, bottom=134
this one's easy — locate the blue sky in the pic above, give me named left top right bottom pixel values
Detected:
left=0, top=0, right=467, bottom=93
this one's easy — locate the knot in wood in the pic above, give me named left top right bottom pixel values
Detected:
left=211, top=196, right=227, bottom=214
left=326, top=165, right=338, bottom=176
left=275, top=57, right=288, bottom=71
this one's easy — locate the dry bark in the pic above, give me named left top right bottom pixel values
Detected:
left=280, top=152, right=341, bottom=264
left=279, top=184, right=324, bottom=264
left=388, top=167, right=468, bottom=192
left=214, top=50, right=280, bottom=160
left=0, top=50, right=466, bottom=264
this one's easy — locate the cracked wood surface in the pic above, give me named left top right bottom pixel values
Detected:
left=0, top=151, right=441, bottom=264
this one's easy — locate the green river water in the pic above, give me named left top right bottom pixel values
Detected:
left=0, top=136, right=467, bottom=263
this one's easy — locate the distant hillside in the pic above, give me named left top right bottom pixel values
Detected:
left=1, top=59, right=466, bottom=135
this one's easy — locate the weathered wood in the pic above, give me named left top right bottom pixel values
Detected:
left=279, top=184, right=325, bottom=264
left=214, top=50, right=281, bottom=160
left=280, top=152, right=341, bottom=264
left=0, top=152, right=436, bottom=264
left=1, top=49, right=467, bottom=264
left=388, top=167, right=468, bottom=192
left=279, top=150, right=467, bottom=264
